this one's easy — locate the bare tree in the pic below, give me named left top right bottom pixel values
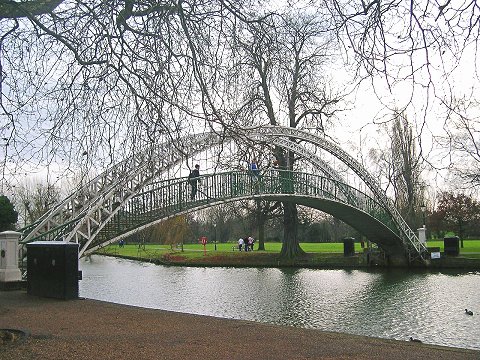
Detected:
left=232, top=10, right=344, bottom=258
left=323, top=0, right=480, bottom=182
left=439, top=97, right=480, bottom=190
left=390, top=111, right=425, bottom=228
left=15, top=180, right=61, bottom=225
left=368, top=111, right=425, bottom=229
left=197, top=203, right=237, bottom=244
left=324, top=0, right=480, bottom=88
left=0, top=1, right=262, bottom=180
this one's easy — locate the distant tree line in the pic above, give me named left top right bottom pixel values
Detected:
left=428, top=192, right=480, bottom=240
left=125, top=204, right=359, bottom=246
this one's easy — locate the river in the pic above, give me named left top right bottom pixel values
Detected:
left=79, top=255, right=480, bottom=350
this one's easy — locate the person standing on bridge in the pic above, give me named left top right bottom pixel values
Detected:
left=249, top=159, right=260, bottom=179
left=189, top=164, right=200, bottom=200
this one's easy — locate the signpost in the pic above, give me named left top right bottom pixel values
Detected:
left=200, top=236, right=207, bottom=256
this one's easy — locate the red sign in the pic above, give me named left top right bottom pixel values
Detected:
left=201, top=236, right=207, bottom=245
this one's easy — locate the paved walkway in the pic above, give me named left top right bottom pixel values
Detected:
left=1, top=290, right=479, bottom=360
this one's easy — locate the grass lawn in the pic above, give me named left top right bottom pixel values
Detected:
left=101, top=241, right=352, bottom=256
left=427, top=239, right=480, bottom=251
left=427, top=239, right=480, bottom=258
left=99, top=239, right=480, bottom=260
left=98, top=242, right=361, bottom=267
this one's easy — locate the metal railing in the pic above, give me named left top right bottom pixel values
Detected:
left=22, top=170, right=403, bottom=258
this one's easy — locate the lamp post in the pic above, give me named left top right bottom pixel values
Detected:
left=420, top=203, right=426, bottom=228
left=213, top=223, right=217, bottom=251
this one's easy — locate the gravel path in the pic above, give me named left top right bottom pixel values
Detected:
left=1, top=291, right=478, bottom=360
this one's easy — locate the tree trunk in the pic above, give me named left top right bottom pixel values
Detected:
left=258, top=220, right=266, bottom=251
left=280, top=202, right=304, bottom=258
left=256, top=199, right=266, bottom=251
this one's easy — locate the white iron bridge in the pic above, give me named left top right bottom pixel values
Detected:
left=19, top=126, right=428, bottom=263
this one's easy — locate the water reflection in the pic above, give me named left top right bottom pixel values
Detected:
left=79, top=256, right=480, bottom=350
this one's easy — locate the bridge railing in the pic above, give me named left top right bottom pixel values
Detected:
left=22, top=170, right=398, bottom=256
left=94, top=170, right=397, bottom=243
left=251, top=126, right=428, bottom=260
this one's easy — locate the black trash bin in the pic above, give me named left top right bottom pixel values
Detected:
left=27, top=241, right=80, bottom=299
left=444, top=236, right=460, bottom=256
left=343, top=237, right=355, bottom=257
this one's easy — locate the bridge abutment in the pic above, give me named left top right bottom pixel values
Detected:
left=0, top=231, right=24, bottom=290
left=387, top=254, right=409, bottom=267
left=364, top=250, right=409, bottom=267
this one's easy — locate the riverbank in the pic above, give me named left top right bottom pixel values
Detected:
left=99, top=249, right=480, bottom=270
left=104, top=251, right=366, bottom=268
left=1, top=290, right=479, bottom=360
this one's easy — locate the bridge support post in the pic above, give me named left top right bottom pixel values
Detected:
left=417, top=227, right=427, bottom=244
left=0, top=231, right=23, bottom=289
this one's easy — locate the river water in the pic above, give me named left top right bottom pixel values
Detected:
left=79, top=255, right=480, bottom=350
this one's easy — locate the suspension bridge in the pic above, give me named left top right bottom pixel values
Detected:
left=18, top=126, right=429, bottom=264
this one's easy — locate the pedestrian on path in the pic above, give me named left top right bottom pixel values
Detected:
left=238, top=237, right=244, bottom=251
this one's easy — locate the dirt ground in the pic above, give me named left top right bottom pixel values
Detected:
left=1, top=290, right=479, bottom=360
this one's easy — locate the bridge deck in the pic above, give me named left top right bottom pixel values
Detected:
left=21, top=170, right=415, bottom=259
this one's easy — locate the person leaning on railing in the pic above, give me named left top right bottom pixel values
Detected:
left=188, top=164, right=200, bottom=200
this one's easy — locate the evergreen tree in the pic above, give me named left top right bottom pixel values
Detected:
left=0, top=195, right=18, bottom=231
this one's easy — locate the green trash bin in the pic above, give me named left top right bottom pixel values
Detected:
left=27, top=241, right=80, bottom=300
left=343, top=237, right=355, bottom=257
left=444, top=236, right=459, bottom=256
